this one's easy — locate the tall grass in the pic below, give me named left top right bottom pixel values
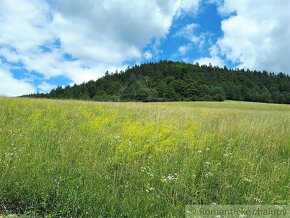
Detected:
left=0, top=98, right=289, bottom=217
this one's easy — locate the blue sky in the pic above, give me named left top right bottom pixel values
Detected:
left=1, top=0, right=290, bottom=96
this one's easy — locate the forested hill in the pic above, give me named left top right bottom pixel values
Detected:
left=23, top=61, right=290, bottom=104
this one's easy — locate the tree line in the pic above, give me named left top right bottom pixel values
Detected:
left=23, top=61, right=290, bottom=104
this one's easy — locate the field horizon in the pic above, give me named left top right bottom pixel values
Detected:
left=1, top=97, right=289, bottom=217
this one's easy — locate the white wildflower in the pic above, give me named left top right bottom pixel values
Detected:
left=53, top=178, right=60, bottom=187
left=205, top=172, right=213, bottom=178
left=161, top=173, right=178, bottom=183
left=243, top=177, right=252, bottom=182
left=254, top=197, right=262, bottom=203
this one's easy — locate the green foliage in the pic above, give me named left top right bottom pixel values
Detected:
left=23, top=61, right=290, bottom=104
left=0, top=98, right=289, bottom=216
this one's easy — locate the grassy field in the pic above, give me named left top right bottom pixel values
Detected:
left=0, top=97, right=289, bottom=217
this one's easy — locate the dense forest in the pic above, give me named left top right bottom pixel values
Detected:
left=23, top=61, right=290, bottom=104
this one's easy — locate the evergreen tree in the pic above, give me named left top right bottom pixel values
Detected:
left=22, top=61, right=290, bottom=104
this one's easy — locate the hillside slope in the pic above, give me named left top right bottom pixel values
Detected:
left=24, top=61, right=290, bottom=104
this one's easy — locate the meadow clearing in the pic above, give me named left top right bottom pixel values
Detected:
left=0, top=97, right=289, bottom=217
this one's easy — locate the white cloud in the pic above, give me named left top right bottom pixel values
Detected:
left=0, top=63, right=36, bottom=96
left=174, top=23, right=199, bottom=39
left=178, top=44, right=191, bottom=56
left=215, top=0, right=290, bottom=73
left=179, top=0, right=200, bottom=14
left=143, top=51, right=153, bottom=60
left=0, top=0, right=202, bottom=96
left=194, top=56, right=225, bottom=67
left=38, top=82, right=55, bottom=93
left=174, top=23, right=211, bottom=53
left=0, top=48, right=20, bottom=63
left=50, top=0, right=186, bottom=66
left=0, top=0, right=53, bottom=51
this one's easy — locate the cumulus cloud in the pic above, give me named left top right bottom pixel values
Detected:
left=179, top=0, right=200, bottom=14
left=0, top=63, right=36, bottom=96
left=143, top=51, right=153, bottom=60
left=174, top=22, right=212, bottom=56
left=50, top=0, right=182, bottom=65
left=174, top=23, right=199, bottom=40
left=194, top=56, right=225, bottom=67
left=1, top=0, right=178, bottom=81
left=0, top=48, right=20, bottom=63
left=215, top=0, right=290, bottom=73
left=178, top=44, right=191, bottom=56
left=37, top=82, right=55, bottom=93
left=0, top=0, right=201, bottom=96
left=194, top=0, right=290, bottom=74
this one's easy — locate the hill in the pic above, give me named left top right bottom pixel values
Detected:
left=24, top=61, right=290, bottom=104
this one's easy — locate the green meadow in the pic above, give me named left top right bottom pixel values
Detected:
left=0, top=97, right=289, bottom=217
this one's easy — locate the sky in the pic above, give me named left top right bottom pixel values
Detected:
left=1, top=0, right=290, bottom=96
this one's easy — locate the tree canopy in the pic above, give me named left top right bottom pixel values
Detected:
left=23, top=61, right=290, bottom=104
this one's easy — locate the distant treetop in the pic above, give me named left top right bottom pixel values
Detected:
left=23, top=61, right=290, bottom=104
